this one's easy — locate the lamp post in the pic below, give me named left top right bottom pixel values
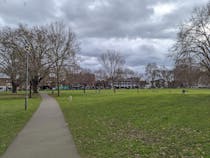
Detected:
left=25, top=46, right=30, bottom=111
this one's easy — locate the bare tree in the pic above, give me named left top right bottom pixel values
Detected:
left=159, top=66, right=174, bottom=88
left=123, top=68, right=135, bottom=79
left=0, top=27, right=26, bottom=93
left=95, top=69, right=107, bottom=81
left=99, top=50, right=125, bottom=93
left=0, top=22, right=79, bottom=95
left=48, top=22, right=78, bottom=96
left=79, top=69, right=95, bottom=94
left=123, top=68, right=137, bottom=89
left=172, top=2, right=210, bottom=74
left=145, top=63, right=160, bottom=88
left=174, top=57, right=201, bottom=87
left=13, top=25, right=53, bottom=94
left=133, top=73, right=144, bottom=91
left=94, top=69, right=107, bottom=92
left=19, top=23, right=78, bottom=94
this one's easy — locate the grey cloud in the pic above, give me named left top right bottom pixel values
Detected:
left=126, top=44, right=168, bottom=67
left=127, top=56, right=160, bottom=67
left=78, top=55, right=101, bottom=71
left=79, top=37, right=173, bottom=71
left=0, top=0, right=209, bottom=72
left=62, top=0, right=154, bottom=38
left=0, top=0, right=58, bottom=25
left=61, top=0, right=209, bottom=39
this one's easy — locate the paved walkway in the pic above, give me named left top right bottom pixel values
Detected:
left=2, top=93, right=80, bottom=158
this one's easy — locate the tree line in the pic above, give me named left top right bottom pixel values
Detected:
left=0, top=22, right=78, bottom=96
left=96, top=1, right=210, bottom=91
left=0, top=1, right=209, bottom=95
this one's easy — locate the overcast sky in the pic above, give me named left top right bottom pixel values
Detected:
left=0, top=0, right=209, bottom=73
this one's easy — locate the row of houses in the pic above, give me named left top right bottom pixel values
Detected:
left=1, top=72, right=210, bottom=92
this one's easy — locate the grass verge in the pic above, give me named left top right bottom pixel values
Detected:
left=56, top=89, right=210, bottom=158
left=0, top=92, right=41, bottom=155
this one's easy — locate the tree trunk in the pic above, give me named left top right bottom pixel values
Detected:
left=112, top=80, right=116, bottom=93
left=29, top=81, right=32, bottom=98
left=57, top=84, right=60, bottom=97
left=11, top=81, right=17, bottom=93
left=83, top=84, right=86, bottom=94
left=32, top=76, right=39, bottom=93
left=56, top=71, right=60, bottom=97
left=151, top=80, right=155, bottom=88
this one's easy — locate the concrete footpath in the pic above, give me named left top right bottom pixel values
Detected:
left=2, top=93, right=80, bottom=158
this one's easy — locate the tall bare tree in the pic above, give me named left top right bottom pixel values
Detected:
left=145, top=63, right=160, bottom=88
left=172, top=2, right=210, bottom=74
left=174, top=57, right=201, bottom=87
left=159, top=66, right=174, bottom=88
left=132, top=72, right=144, bottom=91
left=0, top=27, right=26, bottom=93
left=99, top=50, right=125, bottom=93
left=94, top=69, right=107, bottom=92
left=0, top=22, right=79, bottom=94
left=48, top=22, right=78, bottom=96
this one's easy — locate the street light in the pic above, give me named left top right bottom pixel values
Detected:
left=25, top=46, right=30, bottom=111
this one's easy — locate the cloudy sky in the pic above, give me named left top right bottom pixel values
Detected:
left=0, top=0, right=209, bottom=73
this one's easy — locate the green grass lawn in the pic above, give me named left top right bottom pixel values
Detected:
left=56, top=89, right=210, bottom=158
left=0, top=92, right=41, bottom=155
